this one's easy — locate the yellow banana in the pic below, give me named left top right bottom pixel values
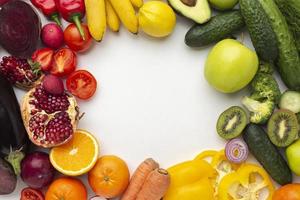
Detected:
left=105, top=0, right=120, bottom=32
left=130, top=0, right=143, bottom=8
left=108, top=0, right=138, bottom=34
left=85, top=0, right=106, bottom=41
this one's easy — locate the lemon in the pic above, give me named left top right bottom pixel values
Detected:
left=138, top=1, right=176, bottom=38
left=50, top=129, right=99, bottom=176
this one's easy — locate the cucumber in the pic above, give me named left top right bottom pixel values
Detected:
left=185, top=10, right=244, bottom=47
left=258, top=0, right=300, bottom=90
left=239, top=0, right=278, bottom=62
left=243, top=123, right=292, bottom=185
left=274, top=0, right=300, bottom=52
left=279, top=90, right=300, bottom=113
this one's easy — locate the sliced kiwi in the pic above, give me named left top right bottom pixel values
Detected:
left=216, top=106, right=247, bottom=140
left=267, top=109, right=299, bottom=147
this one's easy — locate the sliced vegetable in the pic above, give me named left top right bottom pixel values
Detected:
left=0, top=158, right=17, bottom=195
left=279, top=90, right=300, bottom=113
left=243, top=124, right=292, bottom=185
left=66, top=70, right=97, bottom=99
left=21, top=187, right=44, bottom=200
left=50, top=48, right=77, bottom=77
left=185, top=10, right=244, bottom=47
left=218, top=163, right=275, bottom=200
left=0, top=0, right=41, bottom=58
left=31, top=48, right=54, bottom=72
left=194, top=150, right=218, bottom=163
left=225, top=138, right=248, bottom=164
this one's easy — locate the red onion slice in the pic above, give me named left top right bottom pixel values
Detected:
left=225, top=138, right=249, bottom=164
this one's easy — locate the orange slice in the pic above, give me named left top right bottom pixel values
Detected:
left=50, top=129, right=99, bottom=176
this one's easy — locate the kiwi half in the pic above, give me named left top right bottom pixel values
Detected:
left=216, top=106, right=247, bottom=140
left=267, top=109, right=299, bottom=147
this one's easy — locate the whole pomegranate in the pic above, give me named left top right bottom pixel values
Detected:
left=21, top=84, right=79, bottom=148
left=0, top=56, right=43, bottom=90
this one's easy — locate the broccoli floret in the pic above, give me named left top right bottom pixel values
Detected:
left=257, top=61, right=274, bottom=74
left=242, top=96, right=275, bottom=124
left=242, top=62, right=281, bottom=124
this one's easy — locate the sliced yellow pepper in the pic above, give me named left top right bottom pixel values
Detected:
left=194, top=150, right=218, bottom=163
left=218, top=163, right=275, bottom=200
left=164, top=159, right=216, bottom=200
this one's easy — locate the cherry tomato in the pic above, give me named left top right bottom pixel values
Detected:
left=64, top=23, right=92, bottom=52
left=31, top=48, right=54, bottom=72
left=273, top=184, right=300, bottom=200
left=66, top=70, right=97, bottom=99
left=50, top=48, right=77, bottom=77
left=21, top=187, right=44, bottom=200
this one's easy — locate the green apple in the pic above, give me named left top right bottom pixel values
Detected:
left=204, top=39, right=258, bottom=93
left=209, top=0, right=238, bottom=10
left=286, top=139, right=300, bottom=175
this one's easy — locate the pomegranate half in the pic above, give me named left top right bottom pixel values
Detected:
left=21, top=84, right=79, bottom=148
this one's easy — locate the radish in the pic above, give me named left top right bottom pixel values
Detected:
left=41, top=23, right=64, bottom=49
left=42, top=74, right=64, bottom=95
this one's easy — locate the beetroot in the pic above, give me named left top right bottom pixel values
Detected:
left=0, top=1, right=41, bottom=58
left=41, top=23, right=64, bottom=49
left=42, top=75, right=64, bottom=95
left=0, top=0, right=10, bottom=6
left=21, top=152, right=55, bottom=189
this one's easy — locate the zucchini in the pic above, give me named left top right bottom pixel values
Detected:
left=259, top=0, right=300, bottom=90
left=274, top=0, right=300, bottom=52
left=279, top=90, right=300, bottom=113
left=243, top=123, right=292, bottom=185
left=185, top=10, right=244, bottom=47
left=239, top=0, right=278, bottom=62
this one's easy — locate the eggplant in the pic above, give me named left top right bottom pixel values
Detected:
left=0, top=75, right=29, bottom=174
left=0, top=158, right=17, bottom=194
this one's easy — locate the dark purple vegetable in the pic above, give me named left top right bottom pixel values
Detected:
left=225, top=138, right=249, bottom=163
left=0, top=75, right=29, bottom=175
left=21, top=151, right=55, bottom=189
left=0, top=0, right=10, bottom=6
left=0, top=158, right=17, bottom=195
left=0, top=0, right=41, bottom=58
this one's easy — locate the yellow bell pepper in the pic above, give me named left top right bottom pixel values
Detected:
left=218, top=163, right=275, bottom=200
left=194, top=150, right=218, bottom=163
left=163, top=159, right=216, bottom=200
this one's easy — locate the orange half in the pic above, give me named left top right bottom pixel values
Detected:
left=50, top=129, right=99, bottom=176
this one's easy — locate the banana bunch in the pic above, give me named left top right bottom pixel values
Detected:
left=85, top=0, right=142, bottom=41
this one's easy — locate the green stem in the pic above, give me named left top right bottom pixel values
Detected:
left=5, top=151, right=25, bottom=175
left=51, top=13, right=62, bottom=27
left=72, top=15, right=85, bottom=40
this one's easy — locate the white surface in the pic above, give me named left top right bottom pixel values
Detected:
left=1, top=4, right=299, bottom=199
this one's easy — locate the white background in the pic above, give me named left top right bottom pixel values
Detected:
left=1, top=1, right=300, bottom=199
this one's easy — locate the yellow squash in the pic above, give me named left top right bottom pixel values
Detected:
left=85, top=0, right=106, bottom=41
left=164, top=159, right=216, bottom=200
left=105, top=0, right=120, bottom=32
left=108, top=0, right=138, bottom=33
left=130, top=0, right=143, bottom=8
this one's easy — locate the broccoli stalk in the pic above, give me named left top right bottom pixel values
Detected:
left=242, top=62, right=281, bottom=124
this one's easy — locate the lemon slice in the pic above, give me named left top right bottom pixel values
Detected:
left=50, top=129, right=99, bottom=176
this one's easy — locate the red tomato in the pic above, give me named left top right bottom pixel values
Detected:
left=64, top=23, right=92, bottom=52
left=50, top=48, right=77, bottom=77
left=273, top=184, right=300, bottom=200
left=66, top=70, right=97, bottom=99
left=31, top=48, right=54, bottom=72
left=21, top=187, right=44, bottom=200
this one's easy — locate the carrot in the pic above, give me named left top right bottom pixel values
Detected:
left=136, top=168, right=170, bottom=200
left=121, top=158, right=159, bottom=200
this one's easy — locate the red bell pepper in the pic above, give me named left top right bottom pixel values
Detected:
left=30, top=0, right=62, bottom=26
left=55, top=0, right=86, bottom=40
